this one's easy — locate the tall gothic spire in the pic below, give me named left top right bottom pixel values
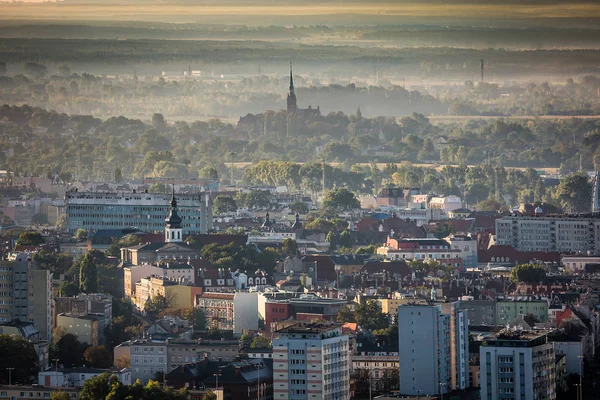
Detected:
left=593, top=171, right=600, bottom=213
left=289, top=61, right=294, bottom=93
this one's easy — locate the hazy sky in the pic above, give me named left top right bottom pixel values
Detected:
left=1, top=0, right=600, bottom=22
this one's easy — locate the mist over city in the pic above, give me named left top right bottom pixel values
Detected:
left=0, top=1, right=598, bottom=400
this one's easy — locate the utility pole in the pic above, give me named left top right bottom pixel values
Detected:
left=369, top=369, right=372, bottom=400
left=495, top=167, right=499, bottom=202
left=256, top=363, right=261, bottom=400
left=53, top=359, right=59, bottom=388
left=6, top=367, right=14, bottom=386
left=578, top=355, right=584, bottom=400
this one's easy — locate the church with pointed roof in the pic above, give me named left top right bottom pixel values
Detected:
left=287, top=62, right=320, bottom=118
left=120, top=186, right=200, bottom=265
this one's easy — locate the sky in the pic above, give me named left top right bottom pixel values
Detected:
left=1, top=0, right=599, bottom=22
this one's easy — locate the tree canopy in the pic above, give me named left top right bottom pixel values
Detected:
left=510, top=263, right=547, bottom=283
left=321, top=188, right=360, bottom=211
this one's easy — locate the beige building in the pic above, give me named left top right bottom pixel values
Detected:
left=134, top=276, right=200, bottom=311
left=352, top=352, right=399, bottom=392
left=377, top=298, right=413, bottom=323
left=56, top=314, right=102, bottom=346
left=196, top=292, right=235, bottom=331
left=0, top=385, right=79, bottom=400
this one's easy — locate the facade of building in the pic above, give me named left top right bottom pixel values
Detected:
left=496, top=299, right=549, bottom=325
left=428, top=196, right=462, bottom=212
left=53, top=294, right=112, bottom=331
left=479, top=330, right=556, bottom=400
left=377, top=237, right=463, bottom=268
left=233, top=292, right=259, bottom=335
left=8, top=254, right=53, bottom=341
left=56, top=314, right=103, bottom=346
left=351, top=352, right=399, bottom=392
left=65, top=191, right=212, bottom=234
left=398, top=302, right=468, bottom=396
left=272, top=322, right=350, bottom=400
left=127, top=340, right=169, bottom=383
left=38, top=367, right=131, bottom=387
left=496, top=214, right=600, bottom=253
left=0, top=385, right=79, bottom=400
left=196, top=293, right=235, bottom=331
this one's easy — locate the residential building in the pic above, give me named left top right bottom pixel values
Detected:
left=272, top=322, right=350, bottom=400
left=428, top=195, right=463, bottom=212
left=134, top=276, right=200, bottom=311
left=0, top=385, right=79, bottom=400
left=561, top=254, right=600, bottom=272
left=448, top=234, right=478, bottom=268
left=377, top=237, right=463, bottom=268
left=38, top=366, right=131, bottom=387
left=167, top=339, right=240, bottom=371
left=204, top=359, right=273, bottom=400
left=351, top=352, right=399, bottom=392
left=233, top=292, right=259, bottom=335
left=125, top=340, right=169, bottom=383
left=196, top=293, right=235, bottom=331
left=459, top=300, right=496, bottom=326
left=53, top=293, right=112, bottom=331
left=56, top=314, right=103, bottom=346
left=64, top=190, right=212, bottom=234
left=496, top=298, right=549, bottom=325
left=11, top=253, right=53, bottom=341
left=495, top=214, right=600, bottom=253
left=398, top=302, right=468, bottom=396
left=479, top=329, right=556, bottom=400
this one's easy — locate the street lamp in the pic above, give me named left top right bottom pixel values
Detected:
left=214, top=372, right=221, bottom=391
left=439, top=382, right=447, bottom=400
left=6, top=368, right=14, bottom=386
left=416, top=389, right=422, bottom=400
left=577, top=355, right=584, bottom=400
left=52, top=359, right=59, bottom=388
left=256, top=362, right=261, bottom=400
left=163, top=362, right=167, bottom=390
left=575, top=383, right=581, bottom=400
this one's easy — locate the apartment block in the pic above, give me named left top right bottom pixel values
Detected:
left=273, top=322, right=350, bottom=400
left=65, top=191, right=212, bottom=234
left=480, top=329, right=556, bottom=400
left=496, top=214, right=600, bottom=253
left=398, top=302, right=469, bottom=396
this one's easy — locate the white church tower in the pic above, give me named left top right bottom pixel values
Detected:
left=165, top=185, right=183, bottom=243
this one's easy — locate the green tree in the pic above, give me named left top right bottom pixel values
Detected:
left=51, top=392, right=70, bottom=400
left=213, top=195, right=238, bottom=214
left=83, top=345, right=113, bottom=369
left=0, top=335, right=39, bottom=384
left=145, top=294, right=169, bottom=321
left=355, top=300, right=389, bottom=331
left=24, top=62, right=47, bottom=77
left=510, top=263, right=546, bottom=283
left=321, top=188, right=360, bottom=211
left=202, top=392, right=217, bottom=400
left=79, top=252, right=98, bottom=293
left=282, top=238, right=298, bottom=257
left=336, top=306, right=356, bottom=323
left=114, top=167, right=123, bottom=183
left=476, top=199, right=503, bottom=212
left=58, top=281, right=79, bottom=297
left=338, top=231, right=353, bottom=248
left=105, top=234, right=141, bottom=257
left=288, top=201, right=309, bottom=214
left=250, top=335, right=271, bottom=349
left=80, top=373, right=112, bottom=400
left=199, top=166, right=219, bottom=181
left=52, top=333, right=87, bottom=367
left=433, top=222, right=454, bottom=239
left=76, top=228, right=89, bottom=241
left=16, top=231, right=44, bottom=246
left=556, top=173, right=593, bottom=213
left=326, top=231, right=338, bottom=251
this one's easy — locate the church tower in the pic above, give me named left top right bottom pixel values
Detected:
left=287, top=61, right=297, bottom=113
left=165, top=185, right=183, bottom=243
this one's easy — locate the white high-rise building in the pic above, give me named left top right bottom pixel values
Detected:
left=273, top=322, right=350, bottom=400
left=398, top=302, right=469, bottom=396
left=480, top=329, right=556, bottom=400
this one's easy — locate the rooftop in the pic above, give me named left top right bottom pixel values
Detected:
left=275, top=321, right=341, bottom=334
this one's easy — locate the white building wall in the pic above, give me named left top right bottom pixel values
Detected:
left=233, top=292, right=259, bottom=335
left=554, top=341, right=584, bottom=375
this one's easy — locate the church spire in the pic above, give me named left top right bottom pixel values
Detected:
left=165, top=184, right=183, bottom=242
left=289, top=61, right=294, bottom=93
